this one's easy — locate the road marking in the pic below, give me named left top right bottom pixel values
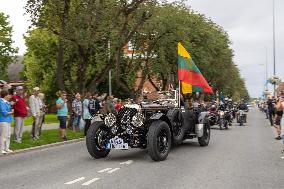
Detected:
left=107, top=168, right=120, bottom=174
left=120, top=160, right=133, bottom=165
left=64, top=177, right=85, bottom=185
left=82, top=178, right=100, bottom=186
left=98, top=168, right=113, bottom=173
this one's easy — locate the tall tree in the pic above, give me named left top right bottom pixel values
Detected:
left=24, top=0, right=249, bottom=101
left=0, top=12, right=18, bottom=80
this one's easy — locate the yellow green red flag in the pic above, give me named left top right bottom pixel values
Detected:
left=177, top=42, right=213, bottom=94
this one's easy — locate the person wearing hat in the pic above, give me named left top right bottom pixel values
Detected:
left=11, top=86, right=28, bottom=143
left=29, top=87, right=44, bottom=140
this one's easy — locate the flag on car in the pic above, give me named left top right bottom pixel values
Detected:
left=177, top=42, right=213, bottom=94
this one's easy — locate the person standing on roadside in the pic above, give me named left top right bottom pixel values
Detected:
left=105, top=95, right=116, bottom=114
left=56, top=91, right=68, bottom=141
left=115, top=99, right=123, bottom=113
left=267, top=96, right=275, bottom=126
left=29, top=87, right=44, bottom=140
left=83, top=92, right=92, bottom=136
left=72, top=93, right=82, bottom=132
left=38, top=93, right=46, bottom=137
left=0, top=90, right=14, bottom=154
left=93, top=93, right=101, bottom=115
left=11, top=86, right=28, bottom=143
left=88, top=93, right=97, bottom=117
left=274, top=97, right=283, bottom=140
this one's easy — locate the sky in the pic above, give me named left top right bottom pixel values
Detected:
left=0, top=0, right=283, bottom=97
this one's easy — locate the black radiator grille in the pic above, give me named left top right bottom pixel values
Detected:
left=117, top=107, right=138, bottom=125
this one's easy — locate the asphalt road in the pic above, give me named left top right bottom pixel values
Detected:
left=0, top=108, right=284, bottom=189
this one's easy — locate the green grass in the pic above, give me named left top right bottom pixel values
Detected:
left=11, top=114, right=59, bottom=126
left=10, top=129, right=84, bottom=151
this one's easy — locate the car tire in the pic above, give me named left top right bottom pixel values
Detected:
left=147, top=121, right=171, bottom=161
left=198, top=122, right=210, bottom=146
left=170, top=110, right=185, bottom=145
left=86, top=122, right=110, bottom=159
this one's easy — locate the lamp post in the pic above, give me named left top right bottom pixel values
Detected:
left=258, top=63, right=266, bottom=92
left=265, top=47, right=268, bottom=90
left=108, top=41, right=112, bottom=96
left=272, top=0, right=276, bottom=95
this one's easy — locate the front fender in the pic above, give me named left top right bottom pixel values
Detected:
left=150, top=113, right=164, bottom=120
left=149, top=113, right=171, bottom=128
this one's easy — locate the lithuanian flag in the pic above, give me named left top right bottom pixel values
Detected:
left=178, top=42, right=213, bottom=94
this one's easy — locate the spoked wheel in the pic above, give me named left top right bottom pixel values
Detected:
left=157, top=129, right=169, bottom=154
left=198, top=122, right=211, bottom=146
left=170, top=110, right=185, bottom=145
left=86, top=122, right=110, bottom=159
left=147, top=121, right=171, bottom=161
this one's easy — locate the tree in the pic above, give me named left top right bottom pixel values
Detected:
left=0, top=12, right=18, bottom=80
left=23, top=28, right=58, bottom=104
left=24, top=0, right=249, bottom=101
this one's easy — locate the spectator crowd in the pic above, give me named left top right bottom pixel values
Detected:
left=258, top=94, right=284, bottom=153
left=0, top=83, right=124, bottom=155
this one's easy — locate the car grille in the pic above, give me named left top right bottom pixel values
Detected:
left=117, top=107, right=138, bottom=127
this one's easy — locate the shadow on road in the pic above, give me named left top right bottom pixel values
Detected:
left=84, top=149, right=148, bottom=162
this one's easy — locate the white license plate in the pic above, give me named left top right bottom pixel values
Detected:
left=106, top=137, right=129, bottom=150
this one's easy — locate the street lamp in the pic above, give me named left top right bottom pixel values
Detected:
left=272, top=0, right=276, bottom=95
left=258, top=63, right=266, bottom=91
left=108, top=41, right=112, bottom=96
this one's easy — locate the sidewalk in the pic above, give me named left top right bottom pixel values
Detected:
left=22, top=116, right=102, bottom=132
left=23, top=123, right=59, bottom=132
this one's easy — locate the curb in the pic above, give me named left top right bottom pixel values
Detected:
left=0, top=138, right=85, bottom=158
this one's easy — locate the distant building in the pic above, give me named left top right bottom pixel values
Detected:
left=123, top=43, right=162, bottom=96
left=7, top=56, right=25, bottom=87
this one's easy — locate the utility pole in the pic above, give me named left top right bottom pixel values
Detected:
left=265, top=47, right=268, bottom=90
left=273, top=0, right=276, bottom=96
left=108, top=41, right=112, bottom=96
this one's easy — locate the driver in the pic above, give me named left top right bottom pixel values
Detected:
left=238, top=99, right=248, bottom=111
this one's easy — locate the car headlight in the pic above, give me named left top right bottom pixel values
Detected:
left=131, top=113, right=144, bottom=127
left=104, top=113, right=116, bottom=127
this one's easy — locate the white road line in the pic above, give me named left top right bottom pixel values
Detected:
left=64, top=177, right=85, bottom=185
left=107, top=168, right=120, bottom=174
left=98, top=168, right=113, bottom=173
left=120, top=160, right=133, bottom=165
left=82, top=178, right=100, bottom=186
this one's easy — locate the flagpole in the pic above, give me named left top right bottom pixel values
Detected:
left=178, top=80, right=181, bottom=108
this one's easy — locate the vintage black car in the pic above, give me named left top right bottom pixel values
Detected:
left=86, top=95, right=210, bottom=161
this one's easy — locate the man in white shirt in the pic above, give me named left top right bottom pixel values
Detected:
left=29, top=87, right=44, bottom=140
